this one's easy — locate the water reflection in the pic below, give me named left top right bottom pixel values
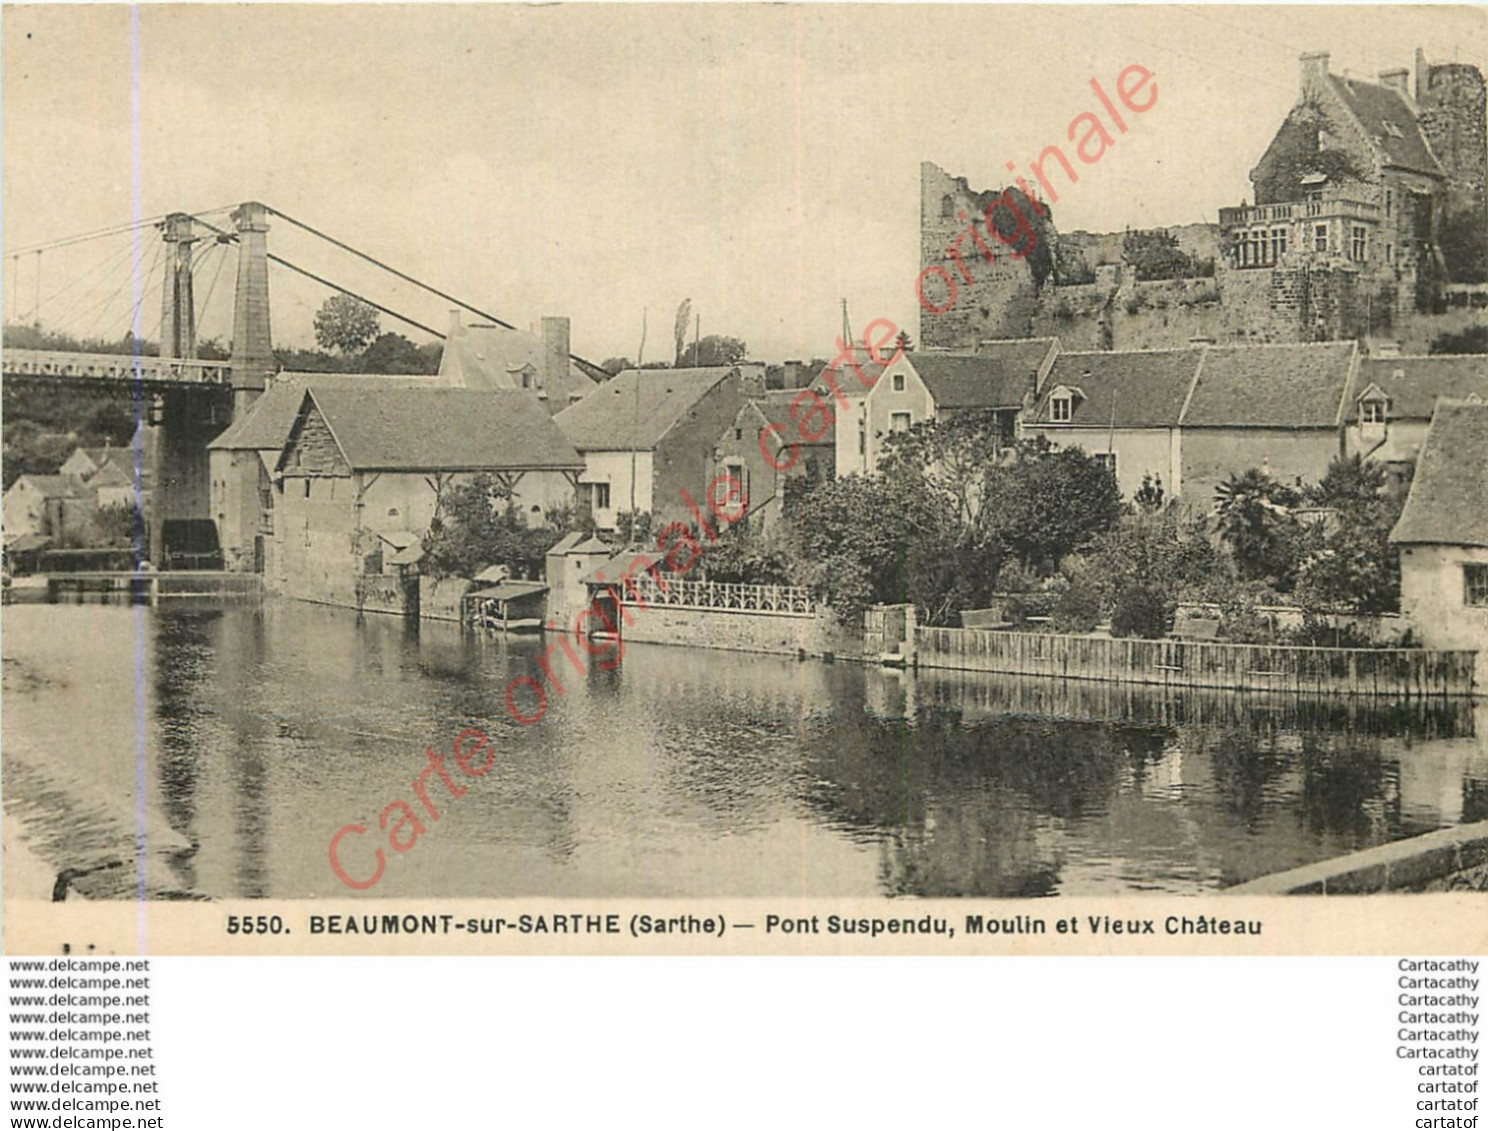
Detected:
left=2, top=602, right=1483, bottom=899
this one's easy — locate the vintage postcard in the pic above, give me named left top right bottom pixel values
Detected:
left=2, top=3, right=1486, bottom=956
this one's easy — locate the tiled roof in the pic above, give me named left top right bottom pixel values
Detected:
left=1389, top=401, right=1488, bottom=547
left=750, top=391, right=836, bottom=445
left=1182, top=342, right=1357, bottom=428
left=87, top=463, right=136, bottom=489
left=1035, top=348, right=1202, bottom=427
left=13, top=474, right=87, bottom=499
left=1356, top=355, right=1488, bottom=420
left=208, top=373, right=445, bottom=451
left=811, top=355, right=888, bottom=397
left=911, top=339, right=1057, bottom=410
left=555, top=367, right=736, bottom=451
left=440, top=321, right=600, bottom=398
left=285, top=387, right=584, bottom=472
left=1327, top=75, right=1444, bottom=178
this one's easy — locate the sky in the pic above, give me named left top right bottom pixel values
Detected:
left=4, top=3, right=1485, bottom=365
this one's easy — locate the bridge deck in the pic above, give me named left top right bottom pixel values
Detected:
left=2, top=348, right=234, bottom=387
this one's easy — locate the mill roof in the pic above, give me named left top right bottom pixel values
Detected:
left=1389, top=401, right=1488, bottom=548
left=555, top=367, right=738, bottom=451
left=1182, top=341, right=1357, bottom=428
left=1035, top=348, right=1203, bottom=427
left=1326, top=75, right=1444, bottom=178
left=910, top=339, right=1057, bottom=410
left=1355, top=355, right=1488, bottom=420
left=208, top=373, right=445, bottom=452
left=279, top=387, right=583, bottom=473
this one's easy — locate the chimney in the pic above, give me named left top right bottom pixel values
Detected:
left=782, top=359, right=804, bottom=388
left=1379, top=67, right=1413, bottom=105
left=541, top=316, right=571, bottom=411
left=1300, top=51, right=1331, bottom=93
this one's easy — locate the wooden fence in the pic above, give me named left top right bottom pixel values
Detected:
left=914, top=627, right=1478, bottom=699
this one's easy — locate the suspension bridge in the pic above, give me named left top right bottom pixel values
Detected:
left=4, top=201, right=594, bottom=567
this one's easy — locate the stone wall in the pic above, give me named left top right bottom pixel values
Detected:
left=420, top=576, right=472, bottom=622
left=613, top=603, right=872, bottom=661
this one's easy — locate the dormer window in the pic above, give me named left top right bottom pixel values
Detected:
left=1051, top=395, right=1072, bottom=423
left=1362, top=400, right=1387, bottom=425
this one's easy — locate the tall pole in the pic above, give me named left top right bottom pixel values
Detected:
left=631, top=310, right=646, bottom=528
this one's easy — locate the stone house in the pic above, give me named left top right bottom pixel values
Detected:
left=208, top=373, right=446, bottom=573
left=1389, top=400, right=1488, bottom=673
left=439, top=310, right=604, bottom=412
left=860, top=339, right=1059, bottom=474
left=1026, top=340, right=1358, bottom=506
left=711, top=392, right=835, bottom=531
left=271, top=386, right=583, bottom=611
left=554, top=364, right=765, bottom=531
left=2, top=474, right=91, bottom=541
left=1345, top=353, right=1488, bottom=476
left=1176, top=341, right=1358, bottom=506
left=1025, top=347, right=1203, bottom=500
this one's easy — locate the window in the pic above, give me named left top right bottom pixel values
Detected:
left=1385, top=189, right=1393, bottom=218
left=1250, top=232, right=1264, bottom=265
left=1351, top=226, right=1368, bottom=262
left=1362, top=400, right=1387, bottom=425
left=1387, top=243, right=1394, bottom=264
left=303, top=479, right=311, bottom=499
left=1050, top=396, right=1072, bottom=423
left=890, top=412, right=912, bottom=434
left=1314, top=224, right=1328, bottom=253
left=892, top=373, right=905, bottom=392
left=1271, top=228, right=1287, bottom=262
left=941, top=194, right=954, bottom=219
left=734, top=428, right=742, bottom=440
left=1465, top=563, right=1488, bottom=607
left=593, top=483, right=611, bottom=510
left=1093, top=452, right=1117, bottom=478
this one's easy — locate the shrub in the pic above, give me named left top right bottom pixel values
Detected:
left=1053, top=580, right=1102, bottom=633
left=1110, top=585, right=1173, bottom=639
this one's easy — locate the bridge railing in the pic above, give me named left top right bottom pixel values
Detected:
left=1, top=348, right=234, bottom=385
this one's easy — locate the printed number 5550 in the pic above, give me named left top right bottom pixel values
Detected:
left=225, top=915, right=288, bottom=935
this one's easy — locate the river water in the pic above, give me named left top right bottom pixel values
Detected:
left=3, top=601, right=1484, bottom=899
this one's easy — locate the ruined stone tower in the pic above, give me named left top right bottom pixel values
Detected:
left=1416, top=50, right=1488, bottom=282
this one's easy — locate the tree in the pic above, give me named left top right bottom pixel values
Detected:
left=783, top=473, right=917, bottom=623
left=986, top=439, right=1124, bottom=575
left=1295, top=455, right=1407, bottom=614
left=424, top=474, right=562, bottom=580
left=1212, top=469, right=1304, bottom=586
left=894, top=329, right=914, bottom=354
left=677, top=335, right=747, bottom=367
left=1122, top=228, right=1201, bottom=282
left=314, top=295, right=380, bottom=355
left=1430, top=325, right=1488, bottom=355
left=358, top=332, right=424, bottom=374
